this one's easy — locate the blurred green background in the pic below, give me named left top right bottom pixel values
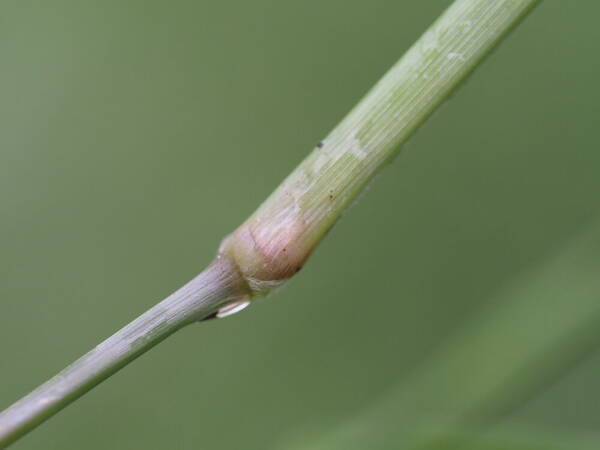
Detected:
left=2, top=1, right=600, bottom=449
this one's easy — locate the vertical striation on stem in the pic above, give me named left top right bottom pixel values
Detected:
left=0, top=256, right=250, bottom=448
left=220, top=0, right=540, bottom=294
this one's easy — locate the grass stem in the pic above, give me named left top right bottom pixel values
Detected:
left=0, top=1, right=539, bottom=446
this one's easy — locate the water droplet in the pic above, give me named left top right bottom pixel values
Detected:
left=216, top=300, right=251, bottom=318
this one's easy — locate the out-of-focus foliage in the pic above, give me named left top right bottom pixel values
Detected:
left=1, top=1, right=600, bottom=449
left=277, top=224, right=600, bottom=449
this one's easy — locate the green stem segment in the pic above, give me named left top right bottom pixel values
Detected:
left=219, top=0, right=539, bottom=293
left=0, top=0, right=538, bottom=447
left=0, top=257, right=250, bottom=448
